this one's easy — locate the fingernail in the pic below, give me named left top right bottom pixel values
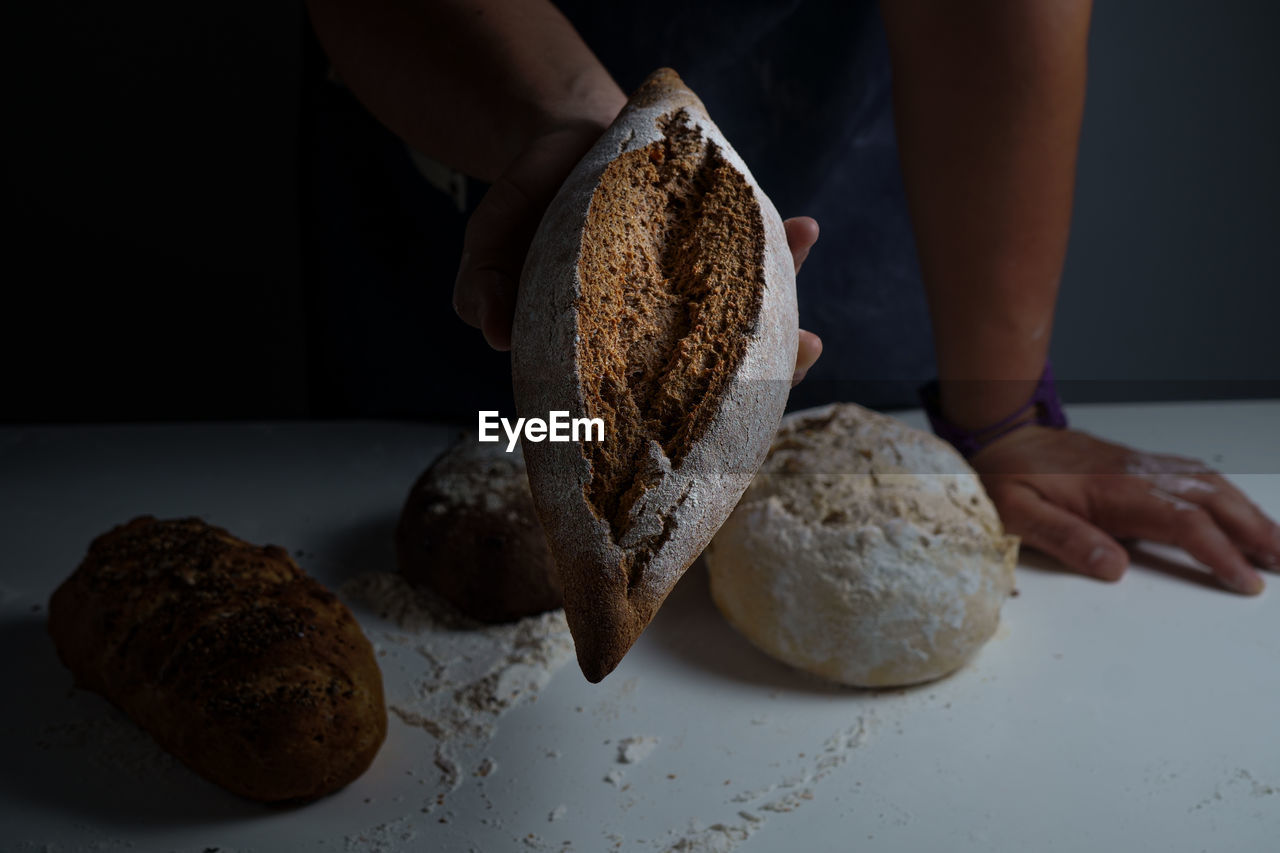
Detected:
left=480, top=303, right=501, bottom=349
left=1087, top=545, right=1122, bottom=580
left=1229, top=571, right=1265, bottom=596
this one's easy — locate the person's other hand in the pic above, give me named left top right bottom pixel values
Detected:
left=785, top=217, right=823, bottom=386
left=972, top=426, right=1280, bottom=595
left=453, top=129, right=823, bottom=381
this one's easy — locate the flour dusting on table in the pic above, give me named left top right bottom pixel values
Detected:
left=655, top=716, right=872, bottom=852
left=617, top=735, right=661, bottom=764
left=343, top=816, right=417, bottom=853
left=341, top=571, right=574, bottom=810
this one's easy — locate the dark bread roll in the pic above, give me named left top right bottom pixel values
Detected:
left=395, top=436, right=561, bottom=623
left=47, top=516, right=386, bottom=803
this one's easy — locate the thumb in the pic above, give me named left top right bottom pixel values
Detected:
left=791, top=329, right=822, bottom=386
left=452, top=178, right=541, bottom=352
left=990, top=482, right=1130, bottom=581
left=453, top=124, right=608, bottom=352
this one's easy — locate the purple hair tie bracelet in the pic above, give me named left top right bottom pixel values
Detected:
left=919, top=361, right=1068, bottom=459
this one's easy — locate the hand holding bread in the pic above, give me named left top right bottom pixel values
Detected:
left=451, top=71, right=821, bottom=380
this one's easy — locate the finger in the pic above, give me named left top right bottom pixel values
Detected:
left=452, top=178, right=538, bottom=349
left=1178, top=474, right=1280, bottom=570
left=1093, top=483, right=1265, bottom=595
left=454, top=255, right=512, bottom=323
left=783, top=217, right=819, bottom=274
left=479, top=272, right=517, bottom=351
left=791, top=330, right=823, bottom=386
left=454, top=128, right=598, bottom=351
left=452, top=252, right=483, bottom=329
left=990, top=482, right=1129, bottom=581
left=455, top=263, right=517, bottom=351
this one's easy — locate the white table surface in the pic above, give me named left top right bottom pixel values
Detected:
left=1, top=401, right=1278, bottom=853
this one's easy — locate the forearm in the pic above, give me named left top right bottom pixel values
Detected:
left=881, top=0, right=1092, bottom=428
left=306, top=0, right=626, bottom=182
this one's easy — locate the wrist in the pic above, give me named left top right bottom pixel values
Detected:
left=937, top=378, right=1042, bottom=432
left=539, top=78, right=626, bottom=136
left=523, top=77, right=626, bottom=164
left=921, top=361, right=1068, bottom=459
left=500, top=94, right=623, bottom=193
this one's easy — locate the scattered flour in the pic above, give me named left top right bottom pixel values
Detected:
left=1148, top=489, right=1197, bottom=511
left=757, top=790, right=814, bottom=813
left=617, top=735, right=660, bottom=764
left=344, top=817, right=416, bottom=853
left=665, top=822, right=753, bottom=853
left=1235, top=769, right=1277, bottom=797
left=1124, top=454, right=1213, bottom=478
left=1125, top=454, right=1217, bottom=499
left=1191, top=768, right=1278, bottom=811
left=341, top=571, right=574, bottom=812
left=655, top=716, right=872, bottom=852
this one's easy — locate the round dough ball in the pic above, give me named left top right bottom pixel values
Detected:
left=395, top=435, right=561, bottom=623
left=704, top=403, right=1018, bottom=687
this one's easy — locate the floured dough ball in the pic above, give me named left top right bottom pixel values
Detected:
left=395, top=435, right=561, bottom=623
left=704, top=403, right=1018, bottom=687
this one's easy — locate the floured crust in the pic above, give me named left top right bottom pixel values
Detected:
left=704, top=404, right=1020, bottom=687
left=395, top=434, right=562, bottom=623
left=511, top=68, right=797, bottom=682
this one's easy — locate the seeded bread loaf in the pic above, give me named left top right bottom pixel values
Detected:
left=511, top=68, right=798, bottom=682
left=47, top=516, right=387, bottom=802
left=396, top=434, right=562, bottom=623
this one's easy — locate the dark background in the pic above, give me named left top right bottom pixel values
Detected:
left=3, top=1, right=1277, bottom=423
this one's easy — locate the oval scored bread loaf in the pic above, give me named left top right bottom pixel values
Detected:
left=512, top=68, right=798, bottom=682
left=48, top=516, right=387, bottom=802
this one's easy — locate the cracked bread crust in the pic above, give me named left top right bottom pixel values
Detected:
left=512, top=68, right=798, bottom=682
